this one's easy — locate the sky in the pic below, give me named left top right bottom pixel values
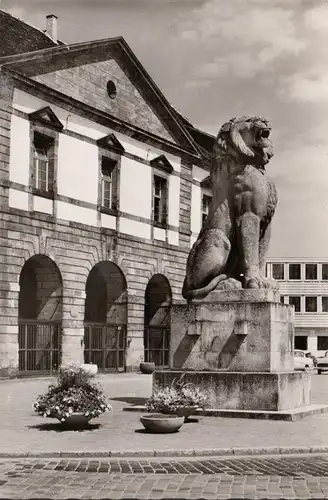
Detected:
left=1, top=0, right=328, bottom=259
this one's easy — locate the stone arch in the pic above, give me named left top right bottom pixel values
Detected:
left=18, top=254, right=63, bottom=373
left=84, top=261, right=127, bottom=371
left=144, top=274, right=172, bottom=367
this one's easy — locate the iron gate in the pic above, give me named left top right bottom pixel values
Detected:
left=84, top=324, right=126, bottom=372
left=18, top=321, right=61, bottom=374
left=144, top=326, right=170, bottom=367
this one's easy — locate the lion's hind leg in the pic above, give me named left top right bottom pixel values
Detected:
left=182, top=228, right=234, bottom=299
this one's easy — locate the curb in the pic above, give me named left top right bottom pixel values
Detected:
left=1, top=446, right=328, bottom=459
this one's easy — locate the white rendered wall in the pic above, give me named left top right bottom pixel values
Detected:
left=8, top=189, right=28, bottom=211
left=9, top=115, right=30, bottom=186
left=168, top=175, right=180, bottom=228
left=57, top=135, right=98, bottom=205
left=120, top=156, right=152, bottom=219
left=120, top=218, right=151, bottom=240
left=57, top=201, right=97, bottom=226
left=33, top=196, right=53, bottom=215
left=191, top=184, right=202, bottom=235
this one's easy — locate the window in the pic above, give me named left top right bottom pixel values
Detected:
left=295, top=336, right=308, bottom=350
left=202, top=194, right=212, bottom=226
left=322, top=264, right=328, bottom=280
left=272, top=263, right=284, bottom=280
left=305, top=296, right=317, bottom=313
left=101, top=156, right=117, bottom=209
left=280, top=296, right=285, bottom=304
left=33, top=132, right=54, bottom=192
left=106, top=80, right=117, bottom=100
left=153, top=175, right=167, bottom=226
left=322, top=297, right=328, bottom=313
left=289, top=263, right=301, bottom=280
left=289, top=296, right=301, bottom=312
left=318, top=337, right=328, bottom=351
left=305, top=263, right=317, bottom=280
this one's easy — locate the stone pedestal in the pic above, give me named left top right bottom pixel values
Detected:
left=158, top=289, right=312, bottom=413
left=170, top=289, right=294, bottom=372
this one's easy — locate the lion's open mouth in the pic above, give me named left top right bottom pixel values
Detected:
left=257, top=128, right=270, bottom=140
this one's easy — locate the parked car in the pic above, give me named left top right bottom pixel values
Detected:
left=293, top=350, right=314, bottom=371
left=315, top=351, right=328, bottom=374
left=305, top=352, right=317, bottom=367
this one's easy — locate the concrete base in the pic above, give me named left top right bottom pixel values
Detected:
left=154, top=370, right=311, bottom=411
left=170, top=289, right=294, bottom=372
left=123, top=403, right=328, bottom=421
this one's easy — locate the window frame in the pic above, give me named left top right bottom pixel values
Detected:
left=100, top=156, right=117, bottom=211
left=29, top=126, right=58, bottom=202
left=152, top=172, right=168, bottom=228
left=288, top=295, right=301, bottom=313
left=288, top=263, right=301, bottom=281
left=322, top=264, right=328, bottom=281
left=305, top=263, right=318, bottom=281
left=272, top=263, right=285, bottom=281
left=201, top=193, right=212, bottom=227
left=98, top=148, right=120, bottom=216
left=322, top=296, right=328, bottom=313
left=305, top=296, right=318, bottom=313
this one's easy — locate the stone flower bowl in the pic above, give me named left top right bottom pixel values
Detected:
left=56, top=413, right=93, bottom=429
left=140, top=414, right=184, bottom=433
left=139, top=362, right=155, bottom=374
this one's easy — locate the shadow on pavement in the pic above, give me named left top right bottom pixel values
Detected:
left=111, top=397, right=147, bottom=405
left=26, top=422, right=101, bottom=432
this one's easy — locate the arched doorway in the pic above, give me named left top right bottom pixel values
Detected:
left=84, top=261, right=127, bottom=372
left=144, top=274, right=172, bottom=367
left=18, top=255, right=62, bottom=373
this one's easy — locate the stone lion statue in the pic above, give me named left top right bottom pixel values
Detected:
left=182, top=116, right=278, bottom=301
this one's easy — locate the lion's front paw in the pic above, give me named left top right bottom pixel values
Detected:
left=216, top=277, right=243, bottom=290
left=245, top=276, right=278, bottom=290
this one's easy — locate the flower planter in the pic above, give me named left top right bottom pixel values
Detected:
left=56, top=413, right=93, bottom=428
left=81, top=363, right=98, bottom=376
left=140, top=414, right=184, bottom=433
left=139, top=362, right=155, bottom=374
left=160, top=405, right=199, bottom=421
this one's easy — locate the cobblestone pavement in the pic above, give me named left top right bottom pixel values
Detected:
left=1, top=455, right=328, bottom=498
left=2, top=373, right=328, bottom=455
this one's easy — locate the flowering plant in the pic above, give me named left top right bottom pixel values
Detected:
left=33, top=363, right=112, bottom=422
left=146, top=373, right=208, bottom=414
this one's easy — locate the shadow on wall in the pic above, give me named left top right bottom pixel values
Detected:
left=173, top=334, right=199, bottom=368
left=172, top=324, right=247, bottom=370
left=216, top=332, right=246, bottom=369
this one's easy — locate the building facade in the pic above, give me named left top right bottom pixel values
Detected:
left=266, top=259, right=328, bottom=354
left=0, top=12, right=214, bottom=376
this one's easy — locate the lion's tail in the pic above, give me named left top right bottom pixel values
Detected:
left=182, top=274, right=229, bottom=301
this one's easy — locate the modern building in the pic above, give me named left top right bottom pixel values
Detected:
left=266, top=259, right=328, bottom=354
left=0, top=11, right=215, bottom=377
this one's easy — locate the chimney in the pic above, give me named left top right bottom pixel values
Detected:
left=46, top=14, right=58, bottom=43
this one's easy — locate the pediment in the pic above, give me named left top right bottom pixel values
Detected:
left=3, top=38, right=203, bottom=154
left=29, top=106, right=63, bottom=131
left=97, top=133, right=125, bottom=154
left=150, top=155, right=174, bottom=174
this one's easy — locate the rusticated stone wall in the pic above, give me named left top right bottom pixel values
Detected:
left=0, top=207, right=189, bottom=376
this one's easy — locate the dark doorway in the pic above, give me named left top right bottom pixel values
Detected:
left=84, top=261, right=127, bottom=372
left=144, top=274, right=171, bottom=367
left=18, top=254, right=62, bottom=373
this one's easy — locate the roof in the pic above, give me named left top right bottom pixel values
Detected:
left=0, top=10, right=212, bottom=159
left=171, top=105, right=215, bottom=156
left=0, top=37, right=204, bottom=157
left=0, top=9, right=59, bottom=57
